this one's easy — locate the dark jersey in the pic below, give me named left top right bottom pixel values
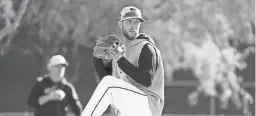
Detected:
left=27, top=75, right=82, bottom=116
left=93, top=33, right=158, bottom=87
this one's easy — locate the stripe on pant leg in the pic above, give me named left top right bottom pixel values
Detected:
left=91, top=86, right=147, bottom=116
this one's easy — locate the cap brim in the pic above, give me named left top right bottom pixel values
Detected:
left=61, top=63, right=69, bottom=67
left=50, top=62, right=69, bottom=67
left=119, top=17, right=145, bottom=22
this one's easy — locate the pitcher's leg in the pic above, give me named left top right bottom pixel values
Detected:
left=110, top=87, right=152, bottom=116
left=81, top=76, right=152, bottom=116
left=81, top=77, right=113, bottom=116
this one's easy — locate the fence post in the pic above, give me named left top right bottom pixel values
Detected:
left=210, top=96, right=216, bottom=116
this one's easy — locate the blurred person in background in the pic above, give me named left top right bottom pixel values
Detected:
left=27, top=55, right=82, bottom=116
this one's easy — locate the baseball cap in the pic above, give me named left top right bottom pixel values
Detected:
left=119, top=6, right=145, bottom=22
left=48, top=55, right=69, bottom=67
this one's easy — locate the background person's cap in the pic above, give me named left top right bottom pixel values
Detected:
left=119, top=6, right=145, bottom=22
left=48, top=55, right=69, bottom=67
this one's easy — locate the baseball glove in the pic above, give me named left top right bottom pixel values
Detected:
left=93, top=34, right=125, bottom=60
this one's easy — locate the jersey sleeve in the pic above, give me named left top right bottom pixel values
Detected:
left=27, top=79, right=43, bottom=108
left=93, top=57, right=112, bottom=80
left=66, top=83, right=83, bottom=116
left=117, top=44, right=157, bottom=87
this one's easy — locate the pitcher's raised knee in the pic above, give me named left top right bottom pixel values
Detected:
left=101, top=75, right=117, bottom=83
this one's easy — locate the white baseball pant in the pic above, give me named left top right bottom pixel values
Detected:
left=81, top=76, right=152, bottom=116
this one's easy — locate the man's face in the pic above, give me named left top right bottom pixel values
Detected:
left=120, top=18, right=141, bottom=40
left=48, top=64, right=66, bottom=82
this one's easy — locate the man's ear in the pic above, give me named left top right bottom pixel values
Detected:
left=118, top=21, right=122, bottom=29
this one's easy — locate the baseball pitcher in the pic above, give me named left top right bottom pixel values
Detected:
left=82, top=6, right=165, bottom=116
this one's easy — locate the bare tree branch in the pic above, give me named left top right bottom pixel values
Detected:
left=0, top=0, right=30, bottom=43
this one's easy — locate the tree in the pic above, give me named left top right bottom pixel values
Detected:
left=140, top=0, right=254, bottom=115
left=0, top=0, right=254, bottom=115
